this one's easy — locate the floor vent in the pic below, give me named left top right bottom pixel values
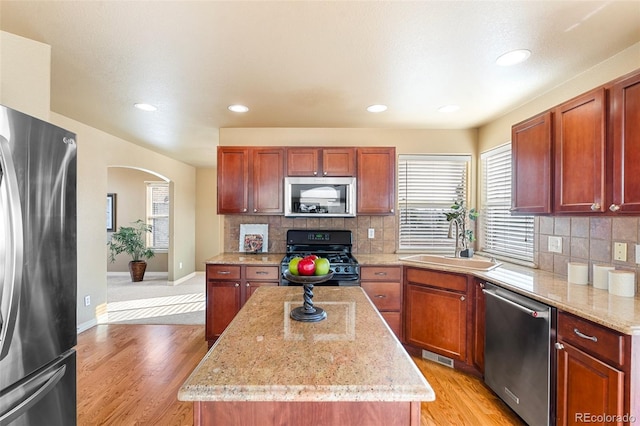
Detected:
left=422, top=350, right=454, bottom=368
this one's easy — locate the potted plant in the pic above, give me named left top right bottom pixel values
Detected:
left=444, top=199, right=479, bottom=258
left=108, top=219, right=155, bottom=282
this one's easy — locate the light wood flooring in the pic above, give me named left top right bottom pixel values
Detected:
left=77, top=324, right=525, bottom=425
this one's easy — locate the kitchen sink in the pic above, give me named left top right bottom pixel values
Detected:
left=400, top=254, right=501, bottom=271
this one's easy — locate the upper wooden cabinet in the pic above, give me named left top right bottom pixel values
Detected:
left=610, top=71, right=640, bottom=213
left=217, top=147, right=284, bottom=214
left=511, top=111, right=553, bottom=214
left=554, top=88, right=607, bottom=213
left=286, top=147, right=355, bottom=176
left=357, top=147, right=396, bottom=215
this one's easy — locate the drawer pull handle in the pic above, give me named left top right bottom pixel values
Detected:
left=374, top=294, right=386, bottom=299
left=574, top=328, right=598, bottom=342
left=217, top=271, right=231, bottom=275
left=256, top=271, right=268, bottom=275
left=374, top=272, right=387, bottom=276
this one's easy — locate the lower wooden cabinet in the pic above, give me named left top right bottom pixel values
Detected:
left=556, top=311, right=631, bottom=425
left=404, top=267, right=470, bottom=363
left=360, top=265, right=402, bottom=338
left=206, top=264, right=279, bottom=346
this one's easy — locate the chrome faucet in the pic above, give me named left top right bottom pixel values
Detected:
left=447, top=219, right=461, bottom=258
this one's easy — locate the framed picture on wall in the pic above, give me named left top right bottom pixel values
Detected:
left=107, top=193, right=116, bottom=232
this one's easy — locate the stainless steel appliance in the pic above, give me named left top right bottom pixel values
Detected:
left=280, top=230, right=360, bottom=286
left=0, top=105, right=77, bottom=425
left=284, top=177, right=356, bottom=217
left=483, top=282, right=555, bottom=426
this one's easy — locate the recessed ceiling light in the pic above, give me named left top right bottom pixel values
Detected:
left=228, top=104, right=249, bottom=113
left=438, top=104, right=460, bottom=113
left=367, top=104, right=387, bottom=113
left=134, top=103, right=157, bottom=112
left=496, top=49, right=531, bottom=66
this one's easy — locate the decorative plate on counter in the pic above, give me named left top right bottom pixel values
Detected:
left=283, top=270, right=334, bottom=284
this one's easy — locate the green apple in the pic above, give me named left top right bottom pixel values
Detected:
left=288, top=257, right=302, bottom=275
left=314, top=257, right=330, bottom=276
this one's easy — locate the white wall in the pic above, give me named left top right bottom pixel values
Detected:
left=1, top=31, right=198, bottom=330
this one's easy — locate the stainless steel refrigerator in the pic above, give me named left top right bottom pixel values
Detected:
left=0, top=105, right=77, bottom=425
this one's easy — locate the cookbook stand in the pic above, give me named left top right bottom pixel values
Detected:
left=283, top=271, right=334, bottom=322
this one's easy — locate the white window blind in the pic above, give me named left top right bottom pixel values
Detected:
left=398, top=155, right=471, bottom=252
left=480, top=144, right=534, bottom=262
left=146, top=182, right=169, bottom=250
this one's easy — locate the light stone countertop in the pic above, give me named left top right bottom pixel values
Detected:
left=204, top=253, right=640, bottom=335
left=178, top=286, right=435, bottom=402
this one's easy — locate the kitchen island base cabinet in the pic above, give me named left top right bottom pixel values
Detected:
left=193, top=401, right=421, bottom=426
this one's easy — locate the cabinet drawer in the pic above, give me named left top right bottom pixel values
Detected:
left=405, top=267, right=467, bottom=293
left=361, top=282, right=401, bottom=311
left=245, top=266, right=280, bottom=281
left=360, top=266, right=401, bottom=281
left=207, top=264, right=241, bottom=280
left=558, top=311, right=627, bottom=367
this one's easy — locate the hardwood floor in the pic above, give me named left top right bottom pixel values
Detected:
left=77, top=324, right=524, bottom=425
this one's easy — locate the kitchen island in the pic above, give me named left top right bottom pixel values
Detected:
left=179, top=286, right=435, bottom=425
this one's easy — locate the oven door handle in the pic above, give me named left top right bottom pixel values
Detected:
left=483, top=288, right=548, bottom=318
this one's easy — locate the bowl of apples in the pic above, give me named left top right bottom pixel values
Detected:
left=283, top=255, right=334, bottom=284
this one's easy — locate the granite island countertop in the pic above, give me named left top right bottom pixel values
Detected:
left=204, top=253, right=640, bottom=335
left=178, top=286, right=435, bottom=403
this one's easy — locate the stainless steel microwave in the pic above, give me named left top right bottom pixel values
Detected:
left=284, top=177, right=357, bottom=217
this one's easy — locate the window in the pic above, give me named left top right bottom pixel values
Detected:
left=480, top=144, right=534, bottom=263
left=398, top=154, right=471, bottom=252
left=146, top=182, right=169, bottom=250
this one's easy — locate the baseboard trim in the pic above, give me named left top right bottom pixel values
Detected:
left=170, top=271, right=197, bottom=286
left=77, top=318, right=97, bottom=334
left=107, top=271, right=168, bottom=277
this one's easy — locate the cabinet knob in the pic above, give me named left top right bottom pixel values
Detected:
left=246, top=283, right=250, bottom=287
left=390, top=209, right=394, bottom=213
left=234, top=283, right=239, bottom=287
left=590, top=203, right=601, bottom=211
left=460, top=296, right=465, bottom=301
left=609, top=204, right=621, bottom=212
left=313, top=171, right=318, bottom=176
left=243, top=208, right=247, bottom=212
left=253, top=208, right=258, bottom=212
left=555, top=342, right=564, bottom=350
left=323, top=171, right=327, bottom=176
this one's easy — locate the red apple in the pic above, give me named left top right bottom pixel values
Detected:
left=297, top=258, right=316, bottom=276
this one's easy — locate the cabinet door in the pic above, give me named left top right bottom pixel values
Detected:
left=244, top=282, right=278, bottom=301
left=357, top=147, right=396, bottom=215
left=252, top=148, right=284, bottom=214
left=554, top=88, right=606, bottom=213
left=217, top=147, right=249, bottom=213
left=206, top=281, right=242, bottom=341
left=322, top=148, right=356, bottom=176
left=405, top=283, right=467, bottom=361
left=611, top=70, right=640, bottom=213
left=556, top=342, right=625, bottom=425
left=511, top=112, right=552, bottom=214
left=287, top=148, right=319, bottom=176
left=472, top=280, right=486, bottom=373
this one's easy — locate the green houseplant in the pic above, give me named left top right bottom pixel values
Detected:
left=108, top=219, right=155, bottom=282
left=444, top=199, right=479, bottom=258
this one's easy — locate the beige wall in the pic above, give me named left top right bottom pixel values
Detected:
left=195, top=167, right=221, bottom=269
left=107, top=167, right=169, bottom=272
left=1, top=31, right=197, bottom=330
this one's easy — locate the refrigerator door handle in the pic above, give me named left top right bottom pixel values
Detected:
left=0, top=135, right=24, bottom=360
left=0, top=364, right=66, bottom=425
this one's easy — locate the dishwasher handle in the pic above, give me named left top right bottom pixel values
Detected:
left=483, top=288, right=548, bottom=319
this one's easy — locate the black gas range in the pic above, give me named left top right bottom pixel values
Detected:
left=280, top=230, right=360, bottom=286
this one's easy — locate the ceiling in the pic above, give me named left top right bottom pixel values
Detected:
left=1, top=1, right=639, bottom=167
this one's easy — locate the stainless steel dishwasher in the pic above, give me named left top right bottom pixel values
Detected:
left=483, top=282, right=555, bottom=426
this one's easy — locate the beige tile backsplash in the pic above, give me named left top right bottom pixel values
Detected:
left=538, top=216, right=640, bottom=293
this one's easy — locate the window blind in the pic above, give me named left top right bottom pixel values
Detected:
left=480, top=144, right=534, bottom=262
left=398, top=155, right=471, bottom=252
left=147, top=182, right=169, bottom=250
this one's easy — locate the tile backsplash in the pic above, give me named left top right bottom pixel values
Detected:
left=224, top=215, right=397, bottom=254
left=537, top=216, right=640, bottom=293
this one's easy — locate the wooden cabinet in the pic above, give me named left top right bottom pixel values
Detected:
left=357, top=147, right=396, bottom=215
left=206, top=264, right=279, bottom=345
left=610, top=70, right=640, bottom=213
left=404, top=267, right=469, bottom=362
left=556, top=311, right=631, bottom=425
left=286, top=147, right=355, bottom=176
left=511, top=112, right=553, bottom=214
left=217, top=147, right=284, bottom=214
left=554, top=88, right=607, bottom=213
left=360, top=265, right=402, bottom=338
